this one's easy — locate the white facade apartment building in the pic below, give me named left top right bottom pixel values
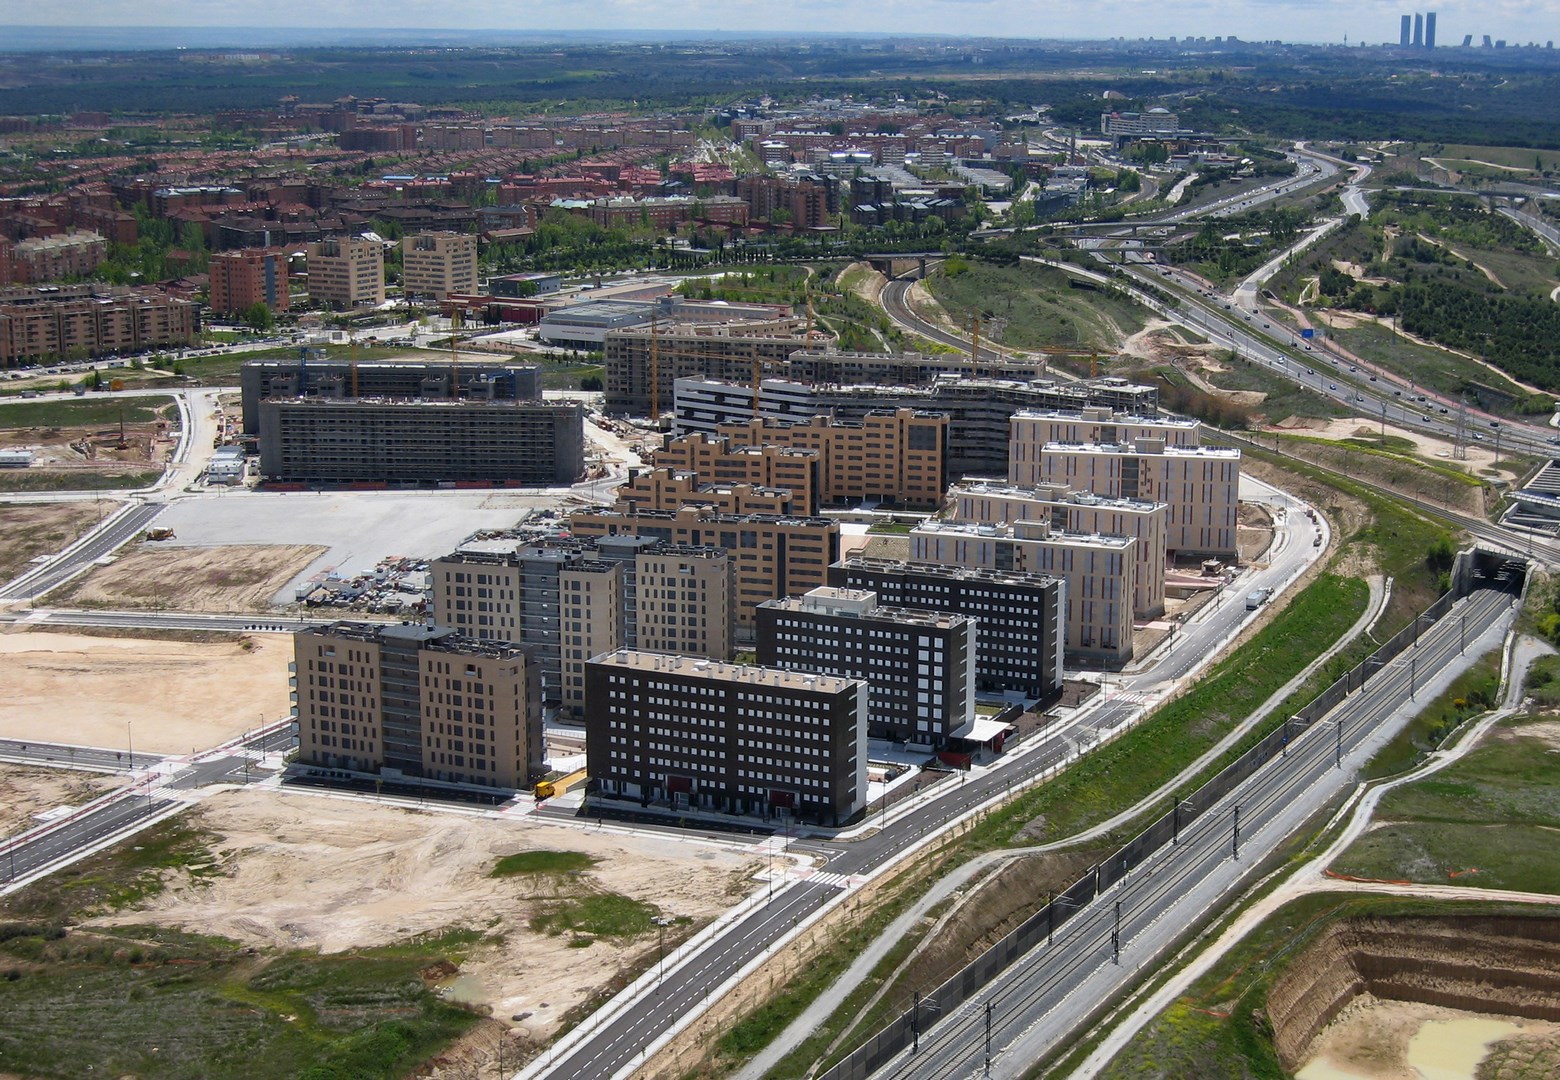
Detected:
left=950, top=480, right=1168, bottom=619
left=1008, top=407, right=1201, bottom=487
left=911, top=519, right=1136, bottom=665
left=1036, top=439, right=1240, bottom=559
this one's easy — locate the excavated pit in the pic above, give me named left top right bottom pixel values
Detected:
left=1266, top=914, right=1560, bottom=1072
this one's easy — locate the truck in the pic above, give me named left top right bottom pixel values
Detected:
left=533, top=767, right=587, bottom=801
left=144, top=527, right=176, bottom=541
left=1245, top=588, right=1273, bottom=610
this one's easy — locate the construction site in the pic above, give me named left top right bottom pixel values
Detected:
left=0, top=394, right=179, bottom=489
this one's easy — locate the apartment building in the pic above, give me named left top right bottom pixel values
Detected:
left=256, top=398, right=583, bottom=485
left=305, top=237, right=385, bottom=309
left=710, top=410, right=948, bottom=509
left=951, top=481, right=1168, bottom=619
left=292, top=621, right=544, bottom=790
left=1036, top=439, right=1241, bottom=558
left=672, top=375, right=1159, bottom=478
left=756, top=587, right=975, bottom=747
left=401, top=231, right=478, bottom=300
left=827, top=557, right=1064, bottom=700
left=433, top=537, right=731, bottom=715
left=650, top=433, right=822, bottom=513
left=239, top=356, right=540, bottom=434
left=0, top=287, right=198, bottom=365
left=911, top=519, right=1136, bottom=665
left=585, top=650, right=867, bottom=824
left=568, top=504, right=839, bottom=636
left=1008, top=408, right=1201, bottom=486
left=208, top=248, right=290, bottom=316
left=613, top=468, right=803, bottom=518
left=2, top=231, right=107, bottom=284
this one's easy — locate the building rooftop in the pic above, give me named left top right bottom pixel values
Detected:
left=761, top=588, right=970, bottom=628
left=833, top=555, right=1062, bottom=591
left=1041, top=441, right=1239, bottom=458
left=594, top=648, right=859, bottom=693
left=912, top=519, right=1136, bottom=550
left=951, top=480, right=1166, bottom=513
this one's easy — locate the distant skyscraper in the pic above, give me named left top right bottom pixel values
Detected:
left=1425, top=12, right=1437, bottom=48
left=1413, top=13, right=1424, bottom=46
left=1401, top=14, right=1412, bottom=46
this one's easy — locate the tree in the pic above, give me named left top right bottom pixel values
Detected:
left=243, top=302, right=274, bottom=334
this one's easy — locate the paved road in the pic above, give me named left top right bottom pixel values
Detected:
left=0, top=738, right=162, bottom=773
left=0, top=501, right=165, bottom=602
left=876, top=583, right=1516, bottom=1080
left=0, top=607, right=321, bottom=634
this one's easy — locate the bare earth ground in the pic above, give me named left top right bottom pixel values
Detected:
left=0, top=630, right=291, bottom=753
left=1297, top=997, right=1560, bottom=1080
left=0, top=765, right=125, bottom=837
left=0, top=418, right=175, bottom=477
left=92, top=788, right=759, bottom=1044
left=1276, top=415, right=1511, bottom=476
left=0, top=501, right=113, bottom=584
left=53, top=543, right=327, bottom=611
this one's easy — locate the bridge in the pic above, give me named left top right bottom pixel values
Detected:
left=862, top=253, right=945, bottom=280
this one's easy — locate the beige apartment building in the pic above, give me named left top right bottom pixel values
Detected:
left=558, top=560, right=625, bottom=719
left=1036, top=439, right=1241, bottom=558
left=652, top=433, right=822, bottom=514
left=714, top=409, right=948, bottom=509
left=614, top=468, right=804, bottom=518
left=292, top=621, right=544, bottom=790
left=305, top=237, right=385, bottom=309
left=950, top=481, right=1168, bottom=618
left=911, top=519, right=1136, bottom=665
left=401, top=231, right=478, bottom=299
left=634, top=545, right=732, bottom=661
left=568, top=504, right=839, bottom=636
left=1008, top=408, right=1201, bottom=486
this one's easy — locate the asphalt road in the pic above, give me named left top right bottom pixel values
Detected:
left=0, top=501, right=165, bottom=601
left=877, top=583, right=1516, bottom=1080
left=0, top=738, right=161, bottom=773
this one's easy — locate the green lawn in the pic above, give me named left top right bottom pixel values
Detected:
left=927, top=259, right=1150, bottom=353
left=0, top=396, right=175, bottom=430
left=1335, top=714, right=1560, bottom=892
left=490, top=850, right=596, bottom=877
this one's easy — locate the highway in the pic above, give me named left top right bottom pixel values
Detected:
left=872, top=581, right=1517, bottom=1080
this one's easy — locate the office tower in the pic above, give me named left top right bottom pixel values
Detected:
left=1401, top=14, right=1412, bottom=46
left=1425, top=12, right=1436, bottom=48
left=1413, top=13, right=1423, bottom=46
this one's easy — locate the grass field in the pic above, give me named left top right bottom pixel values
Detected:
left=1325, top=319, right=1533, bottom=405
left=491, top=850, right=596, bottom=877
left=926, top=259, right=1149, bottom=353
left=1176, top=355, right=1352, bottom=424
left=0, top=818, right=481, bottom=1080
left=1361, top=648, right=1502, bottom=779
left=0, top=396, right=175, bottom=430
left=1335, top=713, right=1560, bottom=893
left=0, top=469, right=162, bottom=493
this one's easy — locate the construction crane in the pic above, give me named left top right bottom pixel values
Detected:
left=449, top=309, right=462, bottom=399
left=350, top=334, right=359, bottom=397
left=649, top=314, right=661, bottom=423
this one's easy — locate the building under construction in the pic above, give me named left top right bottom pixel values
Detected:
left=602, top=317, right=816, bottom=416
left=239, top=355, right=541, bottom=434
left=257, top=398, right=584, bottom=486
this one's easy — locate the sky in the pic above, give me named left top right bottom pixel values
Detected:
left=4, top=2, right=1559, bottom=47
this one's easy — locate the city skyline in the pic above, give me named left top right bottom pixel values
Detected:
left=2, top=2, right=1558, bottom=48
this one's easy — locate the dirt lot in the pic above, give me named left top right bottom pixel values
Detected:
left=0, top=404, right=178, bottom=479
left=0, top=501, right=113, bottom=584
left=52, top=543, right=327, bottom=611
left=0, top=630, right=291, bottom=753
left=0, top=765, right=125, bottom=838
left=94, top=788, right=759, bottom=1043
left=1297, top=997, right=1560, bottom=1080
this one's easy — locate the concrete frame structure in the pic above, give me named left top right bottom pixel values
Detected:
left=293, top=621, right=544, bottom=790
left=256, top=398, right=584, bottom=485
left=828, top=557, right=1065, bottom=701
left=239, top=356, right=541, bottom=434
left=911, top=519, right=1136, bottom=665
left=950, top=480, right=1168, bottom=619
left=756, top=587, right=975, bottom=747
left=586, top=650, right=867, bottom=825
left=603, top=319, right=812, bottom=414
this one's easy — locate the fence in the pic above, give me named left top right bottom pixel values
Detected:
left=819, top=550, right=1516, bottom=1080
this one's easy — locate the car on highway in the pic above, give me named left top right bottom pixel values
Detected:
left=1328, top=383, right=1338, bottom=390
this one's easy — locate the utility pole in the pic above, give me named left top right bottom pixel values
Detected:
left=1232, top=804, right=1241, bottom=860
left=1112, top=900, right=1121, bottom=965
left=912, top=990, right=921, bottom=1053
left=1335, top=719, right=1343, bottom=769
left=985, top=1001, right=994, bottom=1077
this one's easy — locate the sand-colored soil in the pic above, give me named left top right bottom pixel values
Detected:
left=0, top=765, right=125, bottom=838
left=1297, top=997, right=1560, bottom=1080
left=55, top=543, right=326, bottom=612
left=94, top=788, right=759, bottom=1040
left=1278, top=416, right=1510, bottom=476
left=0, top=501, right=113, bottom=585
left=0, top=630, right=292, bottom=753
